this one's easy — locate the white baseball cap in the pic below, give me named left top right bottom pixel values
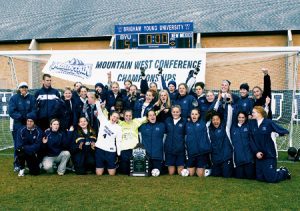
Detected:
left=18, top=82, right=28, bottom=89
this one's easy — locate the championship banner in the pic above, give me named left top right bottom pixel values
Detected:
left=42, top=49, right=206, bottom=88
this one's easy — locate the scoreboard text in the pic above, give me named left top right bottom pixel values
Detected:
left=115, top=22, right=193, bottom=49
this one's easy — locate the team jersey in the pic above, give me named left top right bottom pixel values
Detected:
left=118, top=117, right=147, bottom=151
left=95, top=103, right=122, bottom=155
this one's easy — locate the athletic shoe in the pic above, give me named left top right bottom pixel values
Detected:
left=14, top=166, right=20, bottom=172
left=280, top=166, right=291, bottom=180
left=57, top=172, right=64, bottom=176
left=18, top=169, right=25, bottom=177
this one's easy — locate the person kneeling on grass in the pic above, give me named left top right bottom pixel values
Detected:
left=249, top=106, right=291, bottom=183
left=139, top=110, right=165, bottom=173
left=95, top=101, right=122, bottom=176
left=164, top=105, right=187, bottom=175
left=16, top=113, right=43, bottom=176
left=185, top=108, right=211, bottom=177
left=40, top=119, right=71, bottom=175
left=70, top=117, right=96, bottom=175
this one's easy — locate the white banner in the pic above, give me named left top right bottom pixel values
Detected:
left=42, top=49, right=206, bottom=88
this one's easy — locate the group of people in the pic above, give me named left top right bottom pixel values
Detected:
left=8, top=67, right=291, bottom=183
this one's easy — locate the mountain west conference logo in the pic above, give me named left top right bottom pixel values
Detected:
left=49, top=58, right=92, bottom=79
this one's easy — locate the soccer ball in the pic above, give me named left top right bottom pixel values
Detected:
left=180, top=169, right=189, bottom=177
left=205, top=169, right=212, bottom=177
left=151, top=168, right=160, bottom=177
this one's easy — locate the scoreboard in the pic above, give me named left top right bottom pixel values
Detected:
left=115, top=22, right=193, bottom=49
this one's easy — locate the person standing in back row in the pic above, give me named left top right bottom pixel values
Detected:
left=35, top=74, right=60, bottom=131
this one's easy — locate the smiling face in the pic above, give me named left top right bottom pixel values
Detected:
left=124, top=111, right=133, bottom=122
left=78, top=117, right=88, bottom=130
left=110, top=112, right=120, bottom=124
left=64, top=89, right=72, bottom=100
left=221, top=81, right=229, bottom=93
left=178, top=84, right=187, bottom=96
left=212, top=115, right=221, bottom=128
left=239, top=89, right=248, bottom=98
left=80, top=87, right=88, bottom=99
left=253, top=87, right=262, bottom=99
left=145, top=91, right=154, bottom=103
left=111, top=83, right=119, bottom=94
left=206, top=91, right=215, bottom=103
left=237, top=113, right=246, bottom=125
left=171, top=107, right=181, bottom=120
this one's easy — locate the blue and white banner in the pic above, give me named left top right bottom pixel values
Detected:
left=42, top=49, right=206, bottom=88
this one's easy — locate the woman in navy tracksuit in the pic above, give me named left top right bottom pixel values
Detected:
left=16, top=114, right=43, bottom=176
left=208, top=94, right=234, bottom=178
left=164, top=105, right=186, bottom=175
left=40, top=119, right=71, bottom=175
left=185, top=108, right=211, bottom=177
left=249, top=106, right=290, bottom=183
left=230, top=111, right=255, bottom=179
left=57, top=87, right=77, bottom=131
left=139, top=110, right=165, bottom=172
left=105, top=82, right=124, bottom=113
left=133, top=90, right=155, bottom=118
left=70, top=116, right=96, bottom=175
left=174, top=83, right=198, bottom=119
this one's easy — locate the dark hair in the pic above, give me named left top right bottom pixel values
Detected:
left=74, top=81, right=82, bottom=87
left=110, top=111, right=120, bottom=117
left=77, top=116, right=96, bottom=137
left=79, top=86, right=89, bottom=92
left=237, top=111, right=248, bottom=123
left=124, top=80, right=133, bottom=85
left=206, top=109, right=223, bottom=122
left=146, top=110, right=156, bottom=118
left=195, top=82, right=205, bottom=90
left=42, top=74, right=51, bottom=80
left=123, top=109, right=133, bottom=115
left=190, top=108, right=200, bottom=115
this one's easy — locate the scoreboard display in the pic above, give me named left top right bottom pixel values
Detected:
left=115, top=22, right=193, bottom=49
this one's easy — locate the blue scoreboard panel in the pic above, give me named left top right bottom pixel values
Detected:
left=115, top=22, right=193, bottom=49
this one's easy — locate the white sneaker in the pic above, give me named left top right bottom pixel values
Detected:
left=18, top=169, right=25, bottom=177
left=57, top=172, right=64, bottom=176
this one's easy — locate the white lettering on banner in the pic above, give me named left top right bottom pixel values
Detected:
left=42, top=49, right=206, bottom=88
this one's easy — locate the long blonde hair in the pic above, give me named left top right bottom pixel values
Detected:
left=156, top=90, right=171, bottom=108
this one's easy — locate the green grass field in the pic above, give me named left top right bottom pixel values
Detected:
left=1, top=149, right=300, bottom=210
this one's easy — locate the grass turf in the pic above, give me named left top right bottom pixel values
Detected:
left=0, top=150, right=300, bottom=210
